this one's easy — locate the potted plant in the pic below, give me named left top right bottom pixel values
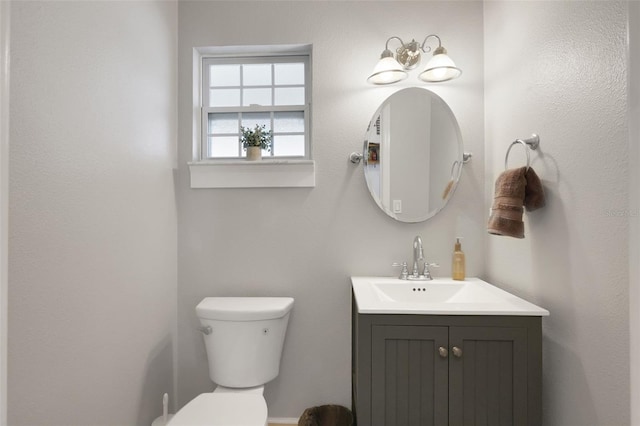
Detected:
left=241, top=124, right=273, bottom=161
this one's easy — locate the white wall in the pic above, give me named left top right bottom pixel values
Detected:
left=177, top=0, right=484, bottom=418
left=7, top=1, right=634, bottom=424
left=0, top=2, right=9, bottom=424
left=484, top=2, right=630, bottom=425
left=389, top=90, right=431, bottom=219
left=629, top=2, right=640, bottom=424
left=9, top=2, right=178, bottom=425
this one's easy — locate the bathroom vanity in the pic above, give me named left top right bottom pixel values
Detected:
left=351, top=277, right=549, bottom=426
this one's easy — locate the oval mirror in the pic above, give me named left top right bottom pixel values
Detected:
left=363, top=88, right=463, bottom=222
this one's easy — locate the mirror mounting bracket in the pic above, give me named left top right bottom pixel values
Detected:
left=349, top=152, right=363, bottom=164
left=349, top=151, right=472, bottom=165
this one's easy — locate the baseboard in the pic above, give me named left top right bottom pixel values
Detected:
left=268, top=417, right=299, bottom=425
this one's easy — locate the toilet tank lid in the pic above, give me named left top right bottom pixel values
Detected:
left=196, top=297, right=294, bottom=321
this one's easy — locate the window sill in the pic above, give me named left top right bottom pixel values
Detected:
left=188, top=159, right=316, bottom=189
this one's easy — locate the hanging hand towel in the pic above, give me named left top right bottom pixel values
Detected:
left=488, top=166, right=545, bottom=238
left=523, top=167, right=545, bottom=211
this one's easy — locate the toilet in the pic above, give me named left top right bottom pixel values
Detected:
left=168, top=297, right=294, bottom=426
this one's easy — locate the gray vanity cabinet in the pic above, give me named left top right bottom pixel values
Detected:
left=352, top=312, right=542, bottom=426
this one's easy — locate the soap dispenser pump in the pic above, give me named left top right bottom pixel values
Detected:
left=452, top=237, right=465, bottom=281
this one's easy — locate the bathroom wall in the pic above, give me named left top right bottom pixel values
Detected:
left=177, top=1, right=484, bottom=418
left=8, top=2, right=178, bottom=425
left=484, top=2, right=630, bottom=425
left=629, top=2, right=640, bottom=424
left=0, top=2, right=9, bottom=424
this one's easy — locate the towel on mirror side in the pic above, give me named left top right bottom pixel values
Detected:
left=488, top=166, right=545, bottom=238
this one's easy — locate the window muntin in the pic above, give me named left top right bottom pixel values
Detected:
left=202, top=55, right=310, bottom=160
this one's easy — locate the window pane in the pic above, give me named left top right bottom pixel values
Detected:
left=243, top=64, right=272, bottom=86
left=210, top=88, right=241, bottom=107
left=273, top=135, right=305, bottom=156
left=208, top=113, right=239, bottom=134
left=243, top=88, right=272, bottom=106
left=274, top=87, right=305, bottom=106
left=209, top=136, right=240, bottom=158
left=241, top=113, right=271, bottom=131
left=274, top=63, right=304, bottom=85
left=274, top=112, right=304, bottom=133
left=210, top=65, right=240, bottom=87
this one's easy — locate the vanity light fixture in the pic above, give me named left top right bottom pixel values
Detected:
left=367, top=34, right=462, bottom=85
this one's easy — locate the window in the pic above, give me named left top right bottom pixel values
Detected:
left=201, top=55, right=310, bottom=160
left=189, top=45, right=315, bottom=189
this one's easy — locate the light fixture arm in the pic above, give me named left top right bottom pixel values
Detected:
left=419, top=34, right=442, bottom=54
left=384, top=36, right=406, bottom=51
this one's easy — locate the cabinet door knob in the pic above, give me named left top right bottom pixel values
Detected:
left=438, top=346, right=448, bottom=358
left=452, top=346, right=463, bottom=358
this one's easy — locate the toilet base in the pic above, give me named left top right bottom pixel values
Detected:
left=167, top=390, right=268, bottom=426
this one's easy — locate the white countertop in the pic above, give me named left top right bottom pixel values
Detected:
left=351, top=276, right=549, bottom=316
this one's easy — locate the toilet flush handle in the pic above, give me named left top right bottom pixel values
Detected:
left=198, top=325, right=212, bottom=335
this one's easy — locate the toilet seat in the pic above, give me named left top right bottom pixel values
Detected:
left=168, top=392, right=267, bottom=426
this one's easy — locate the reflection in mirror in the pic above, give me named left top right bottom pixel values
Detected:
left=363, top=88, right=463, bottom=222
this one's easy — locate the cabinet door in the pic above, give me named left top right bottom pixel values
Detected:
left=448, top=326, right=527, bottom=426
left=371, top=325, right=448, bottom=426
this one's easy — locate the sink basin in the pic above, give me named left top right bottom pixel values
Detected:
left=352, top=277, right=549, bottom=316
left=373, top=280, right=495, bottom=304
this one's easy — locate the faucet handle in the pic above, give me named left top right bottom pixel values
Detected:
left=422, top=262, right=439, bottom=279
left=392, top=262, right=409, bottom=280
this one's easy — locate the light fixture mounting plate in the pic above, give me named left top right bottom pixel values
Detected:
left=396, top=40, right=421, bottom=70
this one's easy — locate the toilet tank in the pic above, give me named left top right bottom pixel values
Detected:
left=196, top=297, right=294, bottom=388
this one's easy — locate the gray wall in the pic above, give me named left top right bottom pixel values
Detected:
left=484, top=2, right=630, bottom=425
left=8, top=2, right=178, bottom=425
left=631, top=3, right=640, bottom=423
left=0, top=2, right=9, bottom=423
left=176, top=0, right=485, bottom=418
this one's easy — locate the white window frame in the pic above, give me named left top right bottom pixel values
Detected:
left=189, top=45, right=315, bottom=189
left=202, top=56, right=310, bottom=160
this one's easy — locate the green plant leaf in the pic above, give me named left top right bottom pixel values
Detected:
left=240, top=124, right=273, bottom=152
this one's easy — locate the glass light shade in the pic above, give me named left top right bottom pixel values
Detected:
left=419, top=53, right=462, bottom=83
left=367, top=56, right=408, bottom=85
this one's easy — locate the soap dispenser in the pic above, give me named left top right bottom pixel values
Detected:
left=452, top=237, right=465, bottom=281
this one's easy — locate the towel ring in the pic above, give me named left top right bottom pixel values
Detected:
left=504, top=134, right=540, bottom=170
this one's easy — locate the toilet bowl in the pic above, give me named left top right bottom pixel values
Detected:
left=168, top=388, right=268, bottom=426
left=168, top=297, right=294, bottom=426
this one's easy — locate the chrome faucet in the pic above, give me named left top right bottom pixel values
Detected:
left=392, top=235, right=438, bottom=280
left=412, top=235, right=425, bottom=278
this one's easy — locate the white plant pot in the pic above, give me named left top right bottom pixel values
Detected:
left=246, top=146, right=262, bottom=161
